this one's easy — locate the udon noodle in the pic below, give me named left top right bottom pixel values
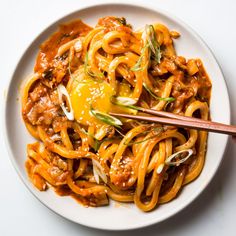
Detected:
left=22, top=17, right=211, bottom=211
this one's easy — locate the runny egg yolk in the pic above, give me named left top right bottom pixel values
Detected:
left=70, top=81, right=115, bottom=126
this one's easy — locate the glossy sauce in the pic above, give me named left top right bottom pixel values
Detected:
left=34, top=20, right=92, bottom=73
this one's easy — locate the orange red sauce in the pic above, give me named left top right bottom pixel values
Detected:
left=35, top=20, right=92, bottom=73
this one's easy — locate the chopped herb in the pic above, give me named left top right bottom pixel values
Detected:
left=110, top=96, right=142, bottom=111
left=93, top=140, right=101, bottom=152
left=80, top=128, right=102, bottom=151
left=165, top=149, right=194, bottom=166
left=90, top=107, right=123, bottom=128
left=143, top=83, right=175, bottom=102
left=125, top=104, right=143, bottom=110
left=146, top=25, right=162, bottom=64
left=124, top=127, right=163, bottom=145
left=80, top=128, right=95, bottom=139
left=57, top=84, right=74, bottom=120
left=131, top=55, right=144, bottom=72
left=116, top=17, right=127, bottom=25
left=81, top=128, right=122, bottom=151
left=115, top=17, right=132, bottom=28
left=84, top=52, right=104, bottom=79
left=112, top=96, right=137, bottom=106
left=130, top=44, right=149, bottom=72
left=115, top=128, right=125, bottom=137
left=131, top=25, right=162, bottom=72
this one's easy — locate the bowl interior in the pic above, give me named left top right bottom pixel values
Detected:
left=4, top=3, right=230, bottom=230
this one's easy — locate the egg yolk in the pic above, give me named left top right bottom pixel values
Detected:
left=70, top=80, right=115, bottom=126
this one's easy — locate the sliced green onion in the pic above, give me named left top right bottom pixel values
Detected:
left=146, top=25, right=162, bottom=64
left=124, top=104, right=143, bottom=110
left=93, top=140, right=101, bottom=152
left=92, top=159, right=107, bottom=184
left=81, top=128, right=94, bottom=138
left=131, top=24, right=162, bottom=72
left=57, top=84, right=74, bottom=121
left=130, top=55, right=144, bottom=72
left=124, top=127, right=163, bottom=146
left=81, top=128, right=121, bottom=151
left=110, top=96, right=142, bottom=111
left=90, top=107, right=123, bottom=128
left=115, top=17, right=126, bottom=25
left=130, top=44, right=149, bottom=72
left=115, top=128, right=125, bottom=137
left=80, top=128, right=101, bottom=151
left=84, top=52, right=104, bottom=79
left=113, top=96, right=137, bottom=106
left=143, top=83, right=175, bottom=102
left=146, top=25, right=155, bottom=54
left=124, top=134, right=158, bottom=145
left=115, top=17, right=132, bottom=28
left=165, top=149, right=193, bottom=166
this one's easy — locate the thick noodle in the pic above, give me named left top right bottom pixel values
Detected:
left=22, top=17, right=211, bottom=211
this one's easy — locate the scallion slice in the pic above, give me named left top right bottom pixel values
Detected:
left=57, top=84, right=74, bottom=121
left=92, top=159, right=107, bottom=184
left=90, top=108, right=123, bottom=128
left=84, top=52, right=104, bottom=78
left=110, top=96, right=142, bottom=111
left=143, top=83, right=175, bottom=102
left=124, top=127, right=163, bottom=146
left=146, top=25, right=162, bottom=64
left=165, top=149, right=194, bottom=166
left=113, top=96, right=137, bottom=106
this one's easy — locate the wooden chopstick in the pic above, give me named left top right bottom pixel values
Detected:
left=109, top=110, right=236, bottom=136
left=126, top=107, right=220, bottom=125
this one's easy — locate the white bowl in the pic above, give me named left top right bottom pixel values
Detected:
left=4, top=3, right=230, bottom=231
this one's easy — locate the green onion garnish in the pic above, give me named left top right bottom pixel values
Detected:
left=93, top=139, right=101, bottom=152
left=80, top=128, right=100, bottom=151
left=115, top=128, right=125, bottom=137
left=130, top=54, right=145, bottom=72
left=84, top=52, right=104, bottom=79
left=165, top=149, right=194, bottom=166
left=110, top=96, right=142, bottom=111
left=90, top=107, right=123, bottom=128
left=81, top=128, right=122, bottom=151
left=146, top=25, right=162, bottom=64
left=116, top=17, right=127, bottom=25
left=131, top=25, right=162, bottom=72
left=113, top=96, right=137, bottom=106
left=124, top=127, right=163, bottom=146
left=130, top=44, right=149, bottom=72
left=143, top=83, right=175, bottom=102
left=115, top=17, right=132, bottom=28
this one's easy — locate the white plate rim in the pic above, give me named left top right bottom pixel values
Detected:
left=3, top=1, right=231, bottom=231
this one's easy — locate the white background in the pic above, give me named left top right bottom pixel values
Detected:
left=0, top=0, right=235, bottom=235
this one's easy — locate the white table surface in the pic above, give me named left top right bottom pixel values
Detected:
left=0, top=0, right=235, bottom=235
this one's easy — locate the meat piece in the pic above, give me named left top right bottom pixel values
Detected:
left=29, top=83, right=48, bottom=102
left=25, top=83, right=61, bottom=126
